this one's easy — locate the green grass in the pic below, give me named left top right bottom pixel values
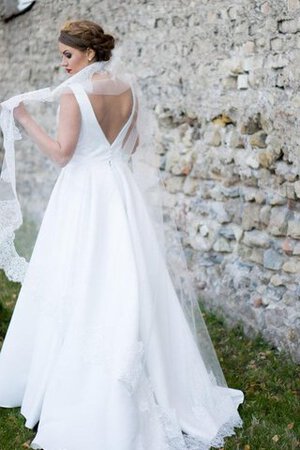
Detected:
left=0, top=408, right=35, bottom=450
left=0, top=273, right=21, bottom=348
left=0, top=269, right=299, bottom=450
left=201, top=310, right=300, bottom=450
left=0, top=272, right=35, bottom=449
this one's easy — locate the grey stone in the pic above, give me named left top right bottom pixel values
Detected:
left=213, top=237, right=231, bottom=253
left=294, top=181, right=300, bottom=198
left=265, top=134, right=282, bottom=153
left=268, top=207, right=289, bottom=236
left=242, top=203, right=261, bottom=230
left=260, top=205, right=271, bottom=226
left=221, top=186, right=240, bottom=198
left=261, top=2, right=271, bottom=14
left=242, top=40, right=255, bottom=54
left=282, top=259, right=300, bottom=274
left=246, top=154, right=260, bottom=169
left=237, top=74, right=248, bottom=90
left=200, top=224, right=209, bottom=237
left=223, top=75, right=237, bottom=89
left=266, top=54, right=289, bottom=69
left=210, top=202, right=231, bottom=224
left=275, top=162, right=298, bottom=182
left=164, top=176, right=184, bottom=193
left=288, top=0, right=300, bottom=10
left=243, top=230, right=270, bottom=248
left=218, top=227, right=236, bottom=240
left=249, top=130, right=268, bottom=148
left=263, top=249, right=284, bottom=270
left=270, top=37, right=283, bottom=51
left=226, top=129, right=244, bottom=148
left=166, top=150, right=194, bottom=176
left=293, top=242, right=300, bottom=255
left=270, top=274, right=287, bottom=287
left=278, top=19, right=299, bottom=33
left=248, top=248, right=264, bottom=265
left=232, top=225, right=244, bottom=242
left=165, top=149, right=180, bottom=172
left=243, top=187, right=257, bottom=202
left=183, top=177, right=199, bottom=195
left=240, top=115, right=262, bottom=135
left=227, top=5, right=239, bottom=19
left=258, top=150, right=276, bottom=168
left=288, top=218, right=300, bottom=239
left=268, top=193, right=287, bottom=206
left=204, top=128, right=222, bottom=146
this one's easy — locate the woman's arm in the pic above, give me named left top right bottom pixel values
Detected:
left=13, top=92, right=81, bottom=167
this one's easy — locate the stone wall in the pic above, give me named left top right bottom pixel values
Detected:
left=0, top=0, right=299, bottom=362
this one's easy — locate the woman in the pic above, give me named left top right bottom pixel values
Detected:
left=0, top=20, right=244, bottom=450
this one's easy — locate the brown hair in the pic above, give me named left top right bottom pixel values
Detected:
left=58, top=20, right=115, bottom=62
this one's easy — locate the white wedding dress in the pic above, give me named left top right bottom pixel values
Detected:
left=0, top=80, right=244, bottom=450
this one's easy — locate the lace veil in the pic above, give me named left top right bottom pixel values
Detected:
left=0, top=46, right=230, bottom=399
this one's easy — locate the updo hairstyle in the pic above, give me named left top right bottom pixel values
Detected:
left=58, top=20, right=115, bottom=62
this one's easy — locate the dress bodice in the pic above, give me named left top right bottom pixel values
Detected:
left=66, top=82, right=137, bottom=165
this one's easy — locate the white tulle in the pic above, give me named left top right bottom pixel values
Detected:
left=0, top=53, right=244, bottom=450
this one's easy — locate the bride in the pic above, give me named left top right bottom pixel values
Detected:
left=0, top=19, right=244, bottom=450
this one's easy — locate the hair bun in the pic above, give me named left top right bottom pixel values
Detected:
left=93, top=32, right=115, bottom=61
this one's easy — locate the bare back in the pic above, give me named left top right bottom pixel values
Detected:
left=87, top=73, right=134, bottom=146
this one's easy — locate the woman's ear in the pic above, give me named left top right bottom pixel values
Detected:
left=86, top=48, right=96, bottom=62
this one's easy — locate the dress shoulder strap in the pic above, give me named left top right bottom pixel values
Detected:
left=67, top=83, right=88, bottom=113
